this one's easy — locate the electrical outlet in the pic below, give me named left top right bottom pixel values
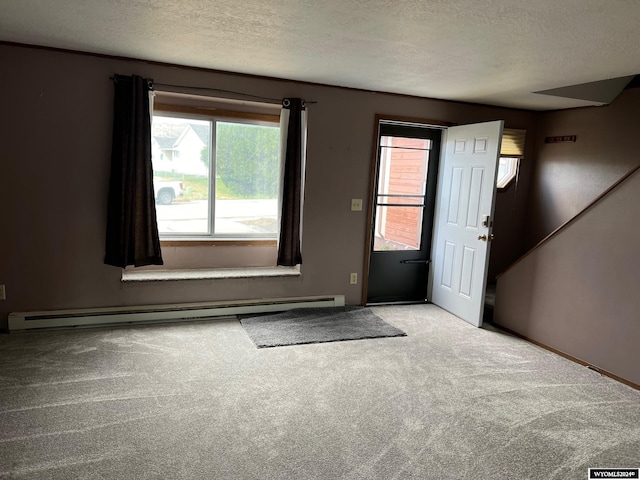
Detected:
left=351, top=199, right=363, bottom=211
left=349, top=273, right=358, bottom=285
left=0, top=285, right=5, bottom=300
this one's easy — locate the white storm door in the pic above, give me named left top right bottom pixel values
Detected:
left=429, top=121, right=503, bottom=327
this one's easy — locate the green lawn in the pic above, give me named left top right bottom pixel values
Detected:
left=154, top=172, right=236, bottom=200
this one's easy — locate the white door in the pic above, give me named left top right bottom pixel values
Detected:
left=429, top=121, right=503, bottom=327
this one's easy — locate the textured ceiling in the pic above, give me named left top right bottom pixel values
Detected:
left=2, top=0, right=640, bottom=110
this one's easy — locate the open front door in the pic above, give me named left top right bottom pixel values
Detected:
left=429, top=121, right=503, bottom=327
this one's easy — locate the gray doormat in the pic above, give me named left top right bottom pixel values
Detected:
left=239, top=306, right=407, bottom=348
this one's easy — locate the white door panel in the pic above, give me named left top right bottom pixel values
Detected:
left=429, top=121, right=503, bottom=327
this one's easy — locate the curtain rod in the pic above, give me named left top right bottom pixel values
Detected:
left=155, top=82, right=317, bottom=105
left=110, top=76, right=316, bottom=105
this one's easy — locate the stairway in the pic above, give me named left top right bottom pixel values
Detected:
left=493, top=167, right=640, bottom=388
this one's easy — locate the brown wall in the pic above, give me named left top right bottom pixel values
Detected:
left=494, top=87, right=640, bottom=386
left=383, top=137, right=427, bottom=249
left=487, top=140, right=537, bottom=280
left=0, top=44, right=537, bottom=329
left=526, top=88, right=640, bottom=247
left=494, top=168, right=640, bottom=386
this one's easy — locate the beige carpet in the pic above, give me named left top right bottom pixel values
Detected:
left=0, top=304, right=638, bottom=479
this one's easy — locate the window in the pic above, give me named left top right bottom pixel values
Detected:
left=151, top=106, right=281, bottom=240
left=374, top=134, right=433, bottom=251
left=496, top=157, right=519, bottom=189
left=497, top=128, right=526, bottom=189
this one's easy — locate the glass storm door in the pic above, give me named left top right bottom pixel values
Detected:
left=366, top=122, right=441, bottom=304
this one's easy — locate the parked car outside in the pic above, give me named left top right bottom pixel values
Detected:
left=154, top=179, right=184, bottom=205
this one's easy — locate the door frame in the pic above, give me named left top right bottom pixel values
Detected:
left=361, top=114, right=454, bottom=305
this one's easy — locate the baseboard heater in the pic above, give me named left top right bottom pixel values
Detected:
left=7, top=295, right=346, bottom=332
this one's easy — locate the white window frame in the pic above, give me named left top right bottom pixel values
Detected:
left=496, top=156, right=520, bottom=190
left=152, top=104, right=281, bottom=243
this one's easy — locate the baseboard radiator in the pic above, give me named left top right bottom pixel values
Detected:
left=7, top=295, right=346, bottom=332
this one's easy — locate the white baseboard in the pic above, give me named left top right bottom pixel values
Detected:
left=7, top=295, right=346, bottom=331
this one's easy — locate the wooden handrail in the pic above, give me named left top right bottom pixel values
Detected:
left=497, top=163, right=640, bottom=279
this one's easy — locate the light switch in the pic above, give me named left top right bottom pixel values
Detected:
left=351, top=199, right=363, bottom=211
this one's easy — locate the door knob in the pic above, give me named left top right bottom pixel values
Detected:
left=478, top=235, right=487, bottom=241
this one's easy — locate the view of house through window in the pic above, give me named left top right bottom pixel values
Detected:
left=151, top=113, right=280, bottom=239
left=374, top=136, right=432, bottom=251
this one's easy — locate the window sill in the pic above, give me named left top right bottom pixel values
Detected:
left=160, top=239, right=277, bottom=247
left=121, top=266, right=300, bottom=282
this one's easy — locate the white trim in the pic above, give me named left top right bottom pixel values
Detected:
left=496, top=156, right=519, bottom=189
left=121, top=266, right=300, bottom=282
left=8, top=295, right=346, bottom=331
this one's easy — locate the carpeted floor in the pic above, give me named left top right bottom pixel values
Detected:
left=0, top=304, right=638, bottom=479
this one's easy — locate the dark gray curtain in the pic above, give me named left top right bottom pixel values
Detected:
left=277, top=98, right=306, bottom=266
left=104, top=74, right=163, bottom=267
